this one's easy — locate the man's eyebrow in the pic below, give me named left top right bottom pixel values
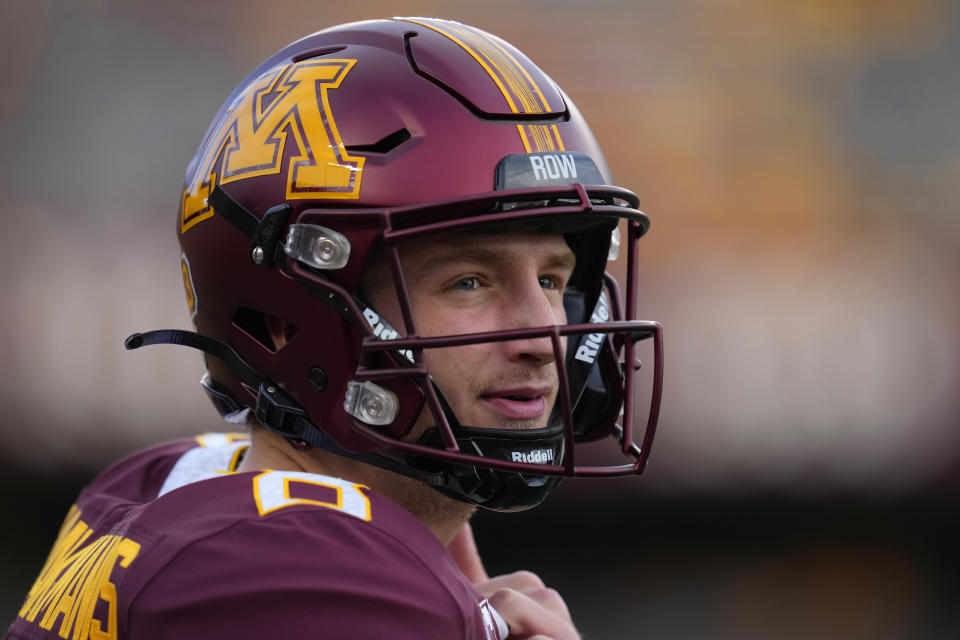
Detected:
left=415, top=247, right=576, bottom=274
left=546, top=251, right=577, bottom=269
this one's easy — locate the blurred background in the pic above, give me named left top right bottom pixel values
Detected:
left=1, top=1, right=958, bottom=638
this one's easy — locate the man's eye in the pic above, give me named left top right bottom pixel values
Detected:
left=453, top=277, right=480, bottom=290
left=539, top=275, right=563, bottom=290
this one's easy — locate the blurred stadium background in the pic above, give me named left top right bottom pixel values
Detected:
left=1, top=1, right=958, bottom=638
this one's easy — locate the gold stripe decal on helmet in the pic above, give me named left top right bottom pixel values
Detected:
left=180, top=60, right=365, bottom=234
left=401, top=18, right=565, bottom=153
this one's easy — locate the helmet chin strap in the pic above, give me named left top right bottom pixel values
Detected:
left=125, top=328, right=562, bottom=511
left=410, top=424, right=564, bottom=511
left=125, top=330, right=442, bottom=484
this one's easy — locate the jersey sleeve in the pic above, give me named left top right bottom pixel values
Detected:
left=124, top=509, right=480, bottom=640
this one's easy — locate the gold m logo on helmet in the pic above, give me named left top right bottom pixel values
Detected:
left=180, top=59, right=365, bottom=233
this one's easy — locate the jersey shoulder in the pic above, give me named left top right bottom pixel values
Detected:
left=126, top=467, right=489, bottom=639
left=78, top=432, right=249, bottom=511
left=8, top=433, right=247, bottom=640
left=11, top=433, right=499, bottom=640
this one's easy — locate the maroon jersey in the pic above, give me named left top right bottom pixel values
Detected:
left=7, top=433, right=505, bottom=640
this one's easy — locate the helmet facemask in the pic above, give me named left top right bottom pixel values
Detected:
left=280, top=185, right=663, bottom=511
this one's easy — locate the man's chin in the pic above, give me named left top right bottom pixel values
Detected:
left=466, top=410, right=555, bottom=431
left=409, top=400, right=557, bottom=437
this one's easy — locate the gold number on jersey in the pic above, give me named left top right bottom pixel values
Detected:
left=252, top=470, right=372, bottom=521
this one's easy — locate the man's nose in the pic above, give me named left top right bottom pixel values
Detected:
left=499, top=279, right=563, bottom=364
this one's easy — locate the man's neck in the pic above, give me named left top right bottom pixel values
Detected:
left=237, top=427, right=475, bottom=545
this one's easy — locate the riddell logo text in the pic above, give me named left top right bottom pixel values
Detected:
left=574, top=294, right=611, bottom=364
left=511, top=449, right=555, bottom=464
left=362, top=308, right=414, bottom=363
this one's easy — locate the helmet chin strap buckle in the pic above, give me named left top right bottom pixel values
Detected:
left=124, top=328, right=311, bottom=443
left=208, top=185, right=291, bottom=268
left=255, top=382, right=309, bottom=441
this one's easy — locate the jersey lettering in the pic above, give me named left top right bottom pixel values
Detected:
left=180, top=59, right=365, bottom=233
left=252, top=470, right=372, bottom=521
left=18, top=506, right=141, bottom=640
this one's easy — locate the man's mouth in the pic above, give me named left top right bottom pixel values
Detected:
left=479, top=387, right=551, bottom=421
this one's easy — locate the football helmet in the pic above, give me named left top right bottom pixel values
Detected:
left=127, top=17, right=663, bottom=511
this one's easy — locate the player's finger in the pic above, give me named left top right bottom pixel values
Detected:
left=473, top=570, right=545, bottom=597
left=446, top=522, right=489, bottom=583
left=507, top=585, right=570, bottom=621
left=477, top=572, right=571, bottom=622
left=486, top=587, right=579, bottom=640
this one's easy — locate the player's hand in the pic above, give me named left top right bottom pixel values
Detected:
left=447, top=524, right=579, bottom=640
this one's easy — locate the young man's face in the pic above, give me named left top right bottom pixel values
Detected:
left=365, top=231, right=575, bottom=432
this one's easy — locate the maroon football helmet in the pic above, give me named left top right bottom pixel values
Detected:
left=127, top=17, right=663, bottom=511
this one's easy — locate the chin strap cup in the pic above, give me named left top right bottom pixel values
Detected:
left=408, top=423, right=565, bottom=511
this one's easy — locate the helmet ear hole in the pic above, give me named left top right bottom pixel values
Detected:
left=231, top=307, right=299, bottom=353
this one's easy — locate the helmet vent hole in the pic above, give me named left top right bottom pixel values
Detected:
left=291, top=45, right=347, bottom=62
left=344, top=128, right=411, bottom=154
left=232, top=307, right=298, bottom=353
